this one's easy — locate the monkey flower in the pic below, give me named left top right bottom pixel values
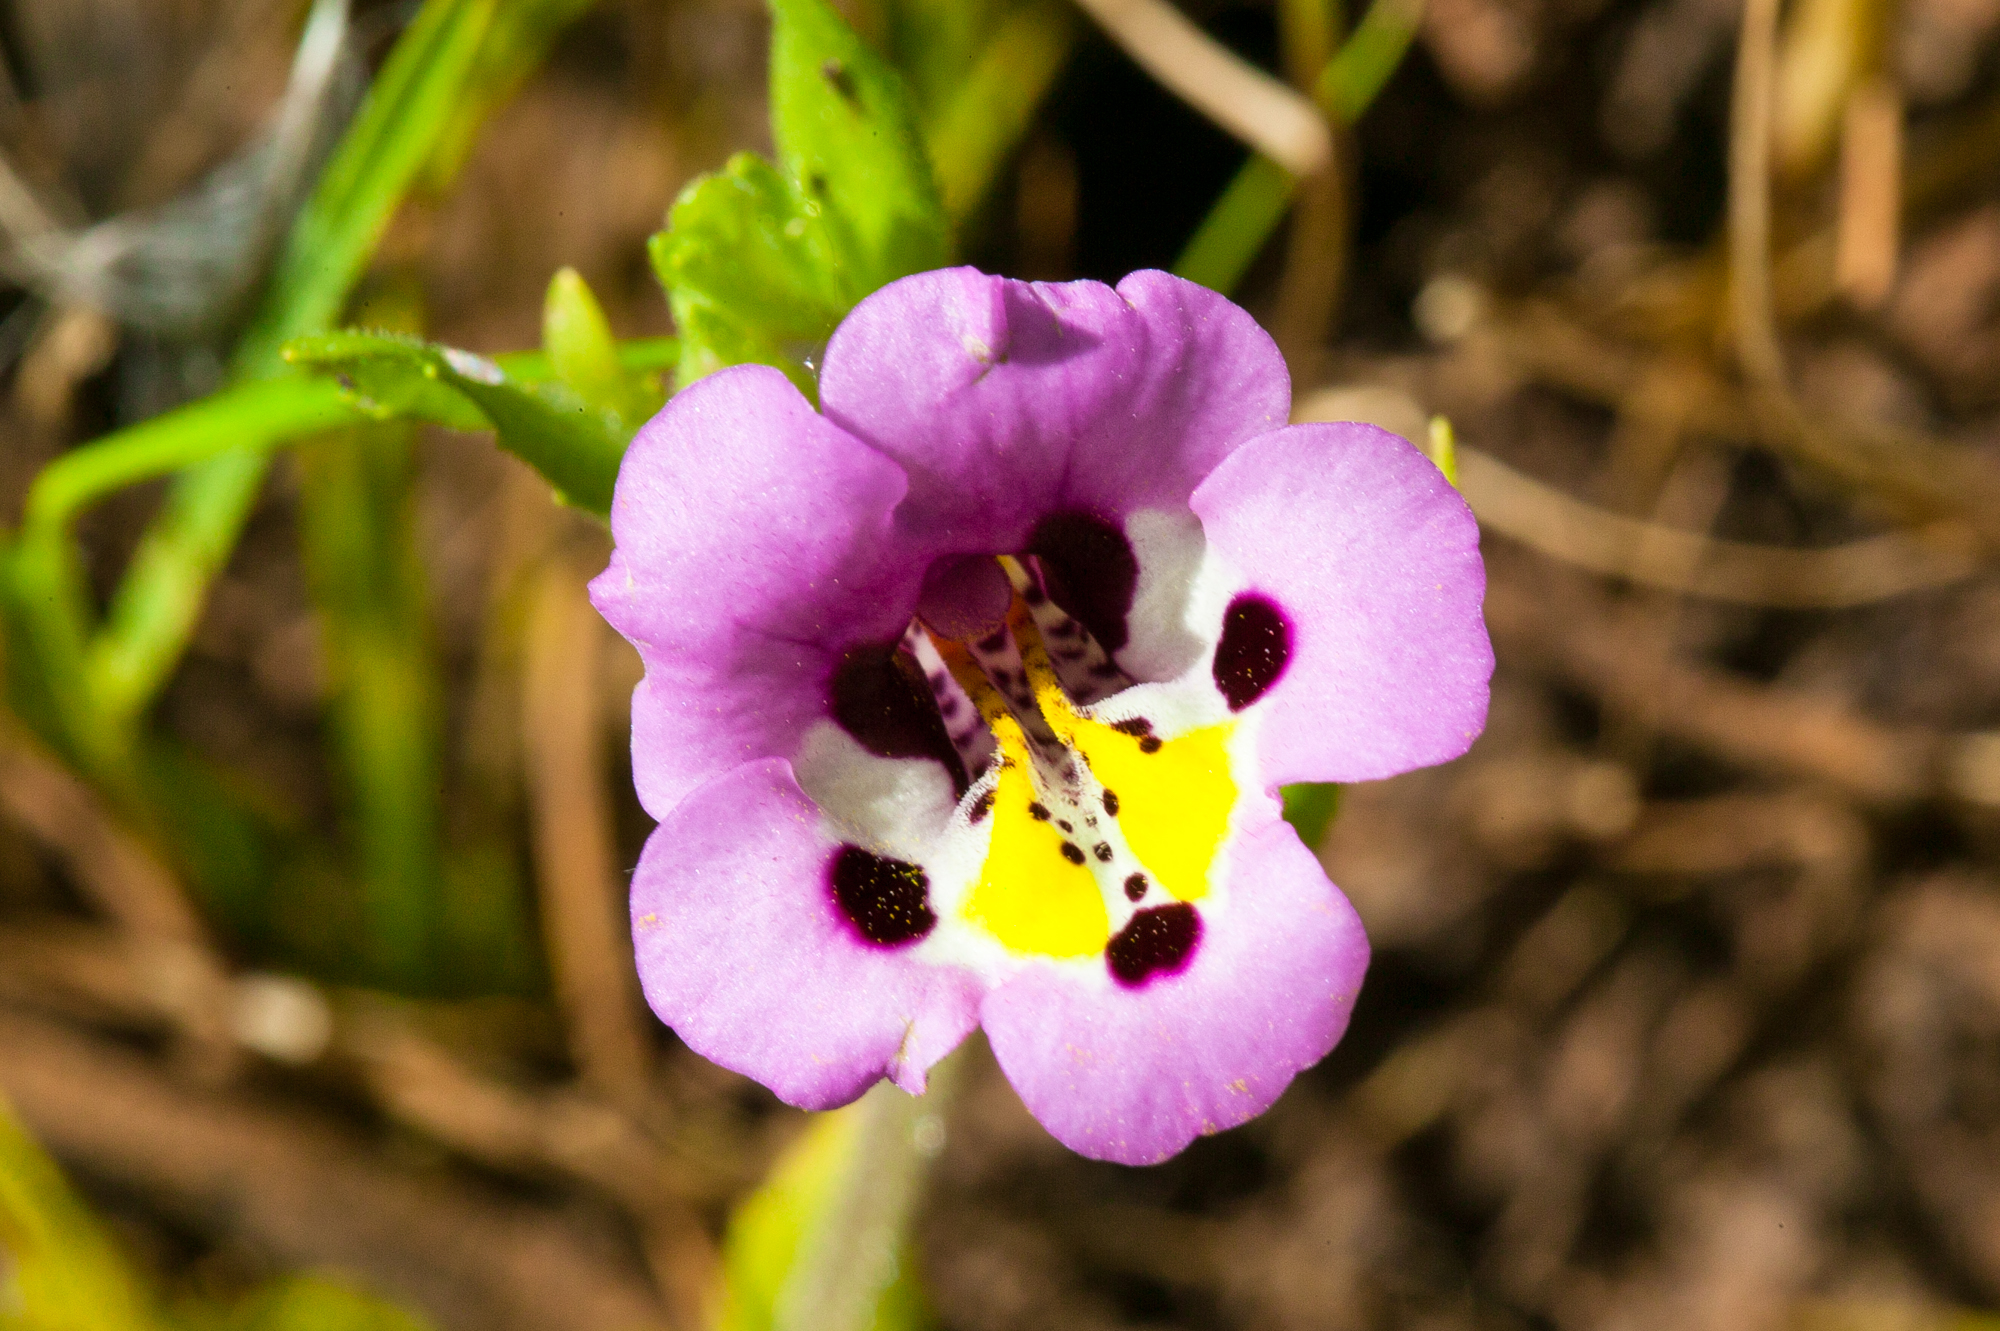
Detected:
left=591, top=268, right=1491, bottom=1165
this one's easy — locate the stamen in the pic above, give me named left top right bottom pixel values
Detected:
left=928, top=634, right=1012, bottom=732
left=1002, top=598, right=1083, bottom=746
left=998, top=554, right=1133, bottom=704
left=905, top=623, right=994, bottom=774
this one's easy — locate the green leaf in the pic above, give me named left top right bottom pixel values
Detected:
left=769, top=0, right=950, bottom=298
left=419, top=0, right=601, bottom=191
left=542, top=268, right=660, bottom=430
left=284, top=332, right=627, bottom=516
left=884, top=0, right=1006, bottom=119
left=0, top=1094, right=163, bottom=1331
left=1281, top=782, right=1342, bottom=848
left=922, top=0, right=1078, bottom=223
left=716, top=1104, right=930, bottom=1331
left=63, top=0, right=581, bottom=783
left=649, top=154, right=850, bottom=393
left=170, top=1276, right=433, bottom=1331
left=649, top=0, right=949, bottom=389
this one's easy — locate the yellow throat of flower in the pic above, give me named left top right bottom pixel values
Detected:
left=931, top=561, right=1237, bottom=960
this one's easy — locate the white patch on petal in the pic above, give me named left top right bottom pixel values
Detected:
left=1088, top=525, right=1255, bottom=741
left=1120, top=508, right=1211, bottom=684
left=793, top=722, right=956, bottom=861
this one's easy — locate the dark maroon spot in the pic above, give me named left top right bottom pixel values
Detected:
left=1057, top=819, right=1073, bottom=833
left=939, top=696, right=961, bottom=718
left=1027, top=511, right=1138, bottom=654
left=1029, top=802, right=1051, bottom=821
left=830, top=646, right=970, bottom=796
left=1123, top=872, right=1148, bottom=901
left=1092, top=842, right=1113, bottom=863
left=1055, top=648, right=1086, bottom=663
left=1102, top=789, right=1120, bottom=816
left=1110, top=718, right=1153, bottom=736
left=1022, top=579, right=1048, bottom=605
left=1050, top=619, right=1080, bottom=640
left=830, top=845, right=935, bottom=947
left=1089, top=660, right=1124, bottom=679
left=1213, top=593, right=1293, bottom=712
left=969, top=790, right=995, bottom=823
left=976, top=630, right=1008, bottom=653
left=1060, top=842, right=1086, bottom=865
left=1107, top=903, right=1201, bottom=986
left=1139, top=736, right=1163, bottom=754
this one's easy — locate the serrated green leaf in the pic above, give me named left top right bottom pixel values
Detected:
left=649, top=154, right=849, bottom=393
left=284, top=332, right=626, bottom=516
left=769, top=0, right=950, bottom=300
left=648, top=0, right=950, bottom=390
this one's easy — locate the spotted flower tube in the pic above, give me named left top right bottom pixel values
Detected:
left=591, top=268, right=1492, bottom=1165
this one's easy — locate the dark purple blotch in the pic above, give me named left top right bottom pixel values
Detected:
left=1027, top=511, right=1138, bottom=654
left=830, top=845, right=936, bottom=947
left=1107, top=902, right=1201, bottom=986
left=1212, top=593, right=1292, bottom=712
left=830, top=644, right=971, bottom=795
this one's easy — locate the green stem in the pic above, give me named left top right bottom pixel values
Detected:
left=1173, top=155, right=1299, bottom=295
left=771, top=1057, right=963, bottom=1331
left=1171, top=0, right=1426, bottom=294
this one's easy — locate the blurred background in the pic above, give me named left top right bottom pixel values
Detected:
left=2, top=0, right=2000, bottom=1326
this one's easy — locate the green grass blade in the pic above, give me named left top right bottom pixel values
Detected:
left=235, top=0, right=501, bottom=379
left=1172, top=0, right=1425, bottom=294
left=1172, top=154, right=1296, bottom=294
left=85, top=0, right=520, bottom=749
left=924, top=0, right=1079, bottom=224
left=296, top=416, right=444, bottom=987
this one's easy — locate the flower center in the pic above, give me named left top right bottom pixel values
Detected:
left=919, top=560, right=1234, bottom=982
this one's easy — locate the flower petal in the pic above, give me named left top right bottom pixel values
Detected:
left=818, top=267, right=1289, bottom=552
left=589, top=364, right=921, bottom=817
left=630, top=758, right=984, bottom=1108
left=978, top=814, right=1368, bottom=1164
left=1189, top=422, right=1492, bottom=785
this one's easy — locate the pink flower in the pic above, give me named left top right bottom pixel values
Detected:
left=592, top=268, right=1491, bottom=1164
